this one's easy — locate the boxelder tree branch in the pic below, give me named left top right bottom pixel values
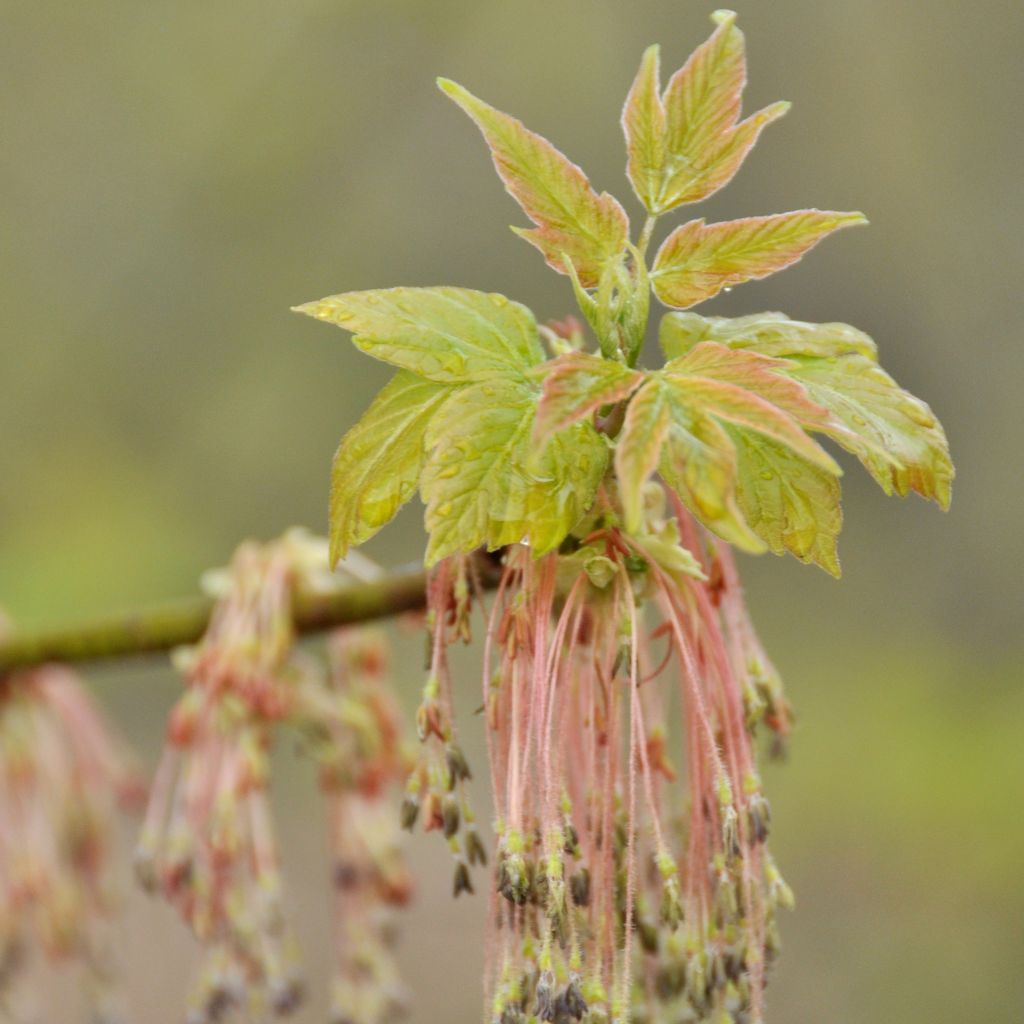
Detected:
left=0, top=556, right=499, bottom=673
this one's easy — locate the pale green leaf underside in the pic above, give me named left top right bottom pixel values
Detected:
left=422, top=379, right=608, bottom=565
left=329, top=371, right=452, bottom=564
left=294, top=286, right=543, bottom=383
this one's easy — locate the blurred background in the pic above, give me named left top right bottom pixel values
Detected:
left=1, top=0, right=1021, bottom=1020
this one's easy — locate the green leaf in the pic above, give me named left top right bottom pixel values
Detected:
left=329, top=371, right=452, bottom=565
left=782, top=355, right=953, bottom=508
left=659, top=311, right=878, bottom=361
left=625, top=11, right=789, bottom=214
left=655, top=379, right=766, bottom=553
left=534, top=351, right=643, bottom=438
left=661, top=342, right=840, bottom=472
left=438, top=79, right=629, bottom=287
left=622, top=44, right=668, bottom=213
left=615, top=379, right=672, bottom=532
left=729, top=429, right=844, bottom=576
left=293, top=287, right=544, bottom=383
left=422, top=379, right=608, bottom=565
left=651, top=211, right=866, bottom=309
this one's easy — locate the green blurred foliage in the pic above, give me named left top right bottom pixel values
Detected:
left=1, top=1, right=1021, bottom=1020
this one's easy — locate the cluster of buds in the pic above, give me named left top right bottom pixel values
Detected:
left=426, top=486, right=797, bottom=1024
left=401, top=557, right=487, bottom=899
left=135, top=530, right=415, bottom=1023
left=0, top=626, right=142, bottom=1023
left=294, top=629, right=414, bottom=1024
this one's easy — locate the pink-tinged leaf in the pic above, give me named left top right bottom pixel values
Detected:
left=782, top=354, right=953, bottom=508
left=615, top=379, right=672, bottom=532
left=667, top=340, right=842, bottom=436
left=624, top=10, right=790, bottom=213
left=535, top=352, right=643, bottom=439
left=439, top=79, right=629, bottom=287
left=651, top=210, right=866, bottom=308
left=622, top=45, right=668, bottom=213
left=657, top=393, right=766, bottom=553
left=659, top=310, right=878, bottom=361
left=662, top=342, right=840, bottom=472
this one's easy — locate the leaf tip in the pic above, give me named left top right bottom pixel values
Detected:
left=840, top=211, right=869, bottom=227
left=711, top=8, right=738, bottom=27
left=292, top=300, right=325, bottom=319
left=762, top=100, right=792, bottom=122
left=641, top=43, right=660, bottom=65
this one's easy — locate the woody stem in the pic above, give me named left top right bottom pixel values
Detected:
left=0, top=552, right=502, bottom=673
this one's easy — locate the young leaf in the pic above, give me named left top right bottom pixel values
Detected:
left=623, top=11, right=790, bottom=214
left=294, top=287, right=544, bottom=383
left=660, top=342, right=841, bottom=472
left=728, top=429, right=844, bottom=576
left=534, top=351, right=643, bottom=439
left=651, top=210, right=866, bottom=309
left=438, top=79, right=629, bottom=287
left=659, top=310, right=878, bottom=361
left=656, top=385, right=766, bottom=553
left=622, top=45, right=668, bottom=213
left=329, top=371, right=452, bottom=565
left=422, top=379, right=607, bottom=565
left=615, top=379, right=672, bottom=532
left=782, top=355, right=953, bottom=508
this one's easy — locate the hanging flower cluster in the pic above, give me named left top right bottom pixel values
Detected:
left=0, top=625, right=142, bottom=1023
left=303, top=629, right=414, bottom=1024
left=400, top=556, right=488, bottom=898
left=419, top=486, right=792, bottom=1024
left=135, top=531, right=414, bottom=1024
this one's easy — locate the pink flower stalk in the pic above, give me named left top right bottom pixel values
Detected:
left=0, top=658, right=142, bottom=1023
left=135, top=536, right=314, bottom=1022
left=424, top=492, right=795, bottom=1024
left=401, top=557, right=488, bottom=896
left=136, top=532, right=417, bottom=1024
left=304, top=630, right=414, bottom=1024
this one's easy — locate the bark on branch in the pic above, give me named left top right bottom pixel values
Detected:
left=0, top=558, right=497, bottom=673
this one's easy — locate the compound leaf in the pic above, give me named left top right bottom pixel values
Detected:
left=422, top=379, right=607, bottom=565
left=625, top=10, right=790, bottom=214
left=652, top=210, right=866, bottom=309
left=439, top=79, right=629, bottom=287
left=535, top=351, right=643, bottom=439
left=294, top=286, right=543, bottom=383
left=329, top=370, right=452, bottom=565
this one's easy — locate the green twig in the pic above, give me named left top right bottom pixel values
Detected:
left=0, top=556, right=499, bottom=673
